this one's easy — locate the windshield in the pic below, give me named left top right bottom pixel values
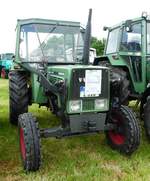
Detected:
left=19, top=23, right=84, bottom=63
left=120, top=23, right=142, bottom=52
left=106, top=28, right=119, bottom=54
left=1, top=53, right=13, bottom=60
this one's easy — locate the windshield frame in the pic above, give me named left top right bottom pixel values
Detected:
left=18, top=22, right=85, bottom=64
left=105, top=27, right=120, bottom=55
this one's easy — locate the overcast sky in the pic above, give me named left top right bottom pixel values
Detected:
left=0, top=0, right=150, bottom=53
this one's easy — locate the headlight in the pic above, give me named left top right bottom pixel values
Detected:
left=69, top=100, right=82, bottom=112
left=95, top=99, right=107, bottom=110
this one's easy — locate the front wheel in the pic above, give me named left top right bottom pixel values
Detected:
left=18, top=113, right=41, bottom=171
left=106, top=105, right=140, bottom=155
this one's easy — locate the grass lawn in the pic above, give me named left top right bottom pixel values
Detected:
left=0, top=78, right=150, bottom=181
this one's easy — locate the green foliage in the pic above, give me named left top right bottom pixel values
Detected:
left=91, top=37, right=106, bottom=56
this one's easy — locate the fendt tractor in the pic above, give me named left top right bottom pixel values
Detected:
left=93, top=12, right=150, bottom=140
left=9, top=9, right=140, bottom=171
left=0, top=53, right=14, bottom=78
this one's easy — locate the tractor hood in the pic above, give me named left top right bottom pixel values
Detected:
left=47, top=65, right=108, bottom=88
left=47, top=64, right=108, bottom=78
left=47, top=65, right=110, bottom=113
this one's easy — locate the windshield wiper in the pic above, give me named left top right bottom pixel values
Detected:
left=33, top=24, right=45, bottom=62
left=40, top=26, right=57, bottom=49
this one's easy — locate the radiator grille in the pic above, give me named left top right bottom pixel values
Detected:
left=82, top=99, right=95, bottom=111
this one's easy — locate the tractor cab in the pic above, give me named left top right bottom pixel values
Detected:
left=16, top=19, right=86, bottom=66
left=102, top=13, right=150, bottom=94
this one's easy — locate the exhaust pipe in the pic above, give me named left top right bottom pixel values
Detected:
left=83, top=8, right=92, bottom=65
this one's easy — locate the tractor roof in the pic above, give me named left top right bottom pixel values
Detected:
left=108, top=17, right=145, bottom=31
left=17, top=18, right=82, bottom=28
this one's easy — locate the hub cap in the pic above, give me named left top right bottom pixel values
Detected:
left=108, top=113, right=125, bottom=145
left=20, top=128, right=26, bottom=160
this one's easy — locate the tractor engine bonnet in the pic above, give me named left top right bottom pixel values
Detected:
left=47, top=65, right=109, bottom=113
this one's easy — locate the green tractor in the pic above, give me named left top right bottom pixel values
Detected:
left=9, top=9, right=140, bottom=171
left=0, top=53, right=14, bottom=78
left=94, top=12, right=150, bottom=140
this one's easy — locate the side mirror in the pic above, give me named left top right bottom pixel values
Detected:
left=125, top=20, right=132, bottom=32
left=142, top=12, right=148, bottom=18
left=103, top=26, right=109, bottom=31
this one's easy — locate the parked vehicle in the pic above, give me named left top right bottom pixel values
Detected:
left=10, top=9, right=140, bottom=171
left=0, top=53, right=13, bottom=78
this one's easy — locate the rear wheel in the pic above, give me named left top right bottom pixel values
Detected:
left=106, top=105, right=140, bottom=155
left=18, top=113, right=41, bottom=171
left=9, top=71, right=28, bottom=125
left=97, top=61, right=130, bottom=104
left=140, top=87, right=150, bottom=119
left=144, top=96, right=150, bottom=140
left=111, top=68, right=130, bottom=105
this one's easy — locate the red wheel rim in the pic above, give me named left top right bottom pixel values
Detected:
left=20, top=128, right=26, bottom=160
left=109, top=131, right=125, bottom=145
left=1, top=68, right=6, bottom=78
left=108, top=113, right=125, bottom=145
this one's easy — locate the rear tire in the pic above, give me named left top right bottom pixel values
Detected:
left=97, top=61, right=130, bottom=104
left=106, top=105, right=140, bottom=155
left=140, top=87, right=150, bottom=119
left=9, top=71, right=28, bottom=125
left=144, top=96, right=150, bottom=140
left=18, top=113, right=41, bottom=171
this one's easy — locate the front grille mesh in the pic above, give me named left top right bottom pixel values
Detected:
left=82, top=99, right=94, bottom=111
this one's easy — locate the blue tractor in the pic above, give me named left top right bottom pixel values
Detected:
left=0, top=53, right=14, bottom=78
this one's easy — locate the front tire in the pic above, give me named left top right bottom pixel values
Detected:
left=106, top=105, right=140, bottom=155
left=9, top=71, right=28, bottom=125
left=18, top=113, right=41, bottom=171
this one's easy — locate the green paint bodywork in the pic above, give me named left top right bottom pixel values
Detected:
left=103, top=16, right=150, bottom=94
left=46, top=65, right=109, bottom=114
left=31, top=73, right=47, bottom=103
left=13, top=18, right=110, bottom=116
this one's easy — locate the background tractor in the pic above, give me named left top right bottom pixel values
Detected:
left=9, top=10, right=140, bottom=171
left=0, top=53, right=14, bottom=78
left=94, top=13, right=150, bottom=140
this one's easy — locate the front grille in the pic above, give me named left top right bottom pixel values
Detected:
left=82, top=99, right=94, bottom=111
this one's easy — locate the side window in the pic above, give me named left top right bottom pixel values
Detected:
left=106, top=28, right=119, bottom=54
left=120, top=23, right=142, bottom=52
left=147, top=23, right=150, bottom=54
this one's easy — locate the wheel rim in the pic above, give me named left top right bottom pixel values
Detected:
left=1, top=68, right=6, bottom=78
left=20, top=128, right=26, bottom=160
left=108, top=113, right=125, bottom=145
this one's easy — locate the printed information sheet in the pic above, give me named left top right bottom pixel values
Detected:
left=85, top=70, right=102, bottom=97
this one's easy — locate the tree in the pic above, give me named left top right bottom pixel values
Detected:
left=91, top=37, right=106, bottom=56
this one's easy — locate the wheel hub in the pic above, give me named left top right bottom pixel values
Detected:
left=20, top=128, right=26, bottom=160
